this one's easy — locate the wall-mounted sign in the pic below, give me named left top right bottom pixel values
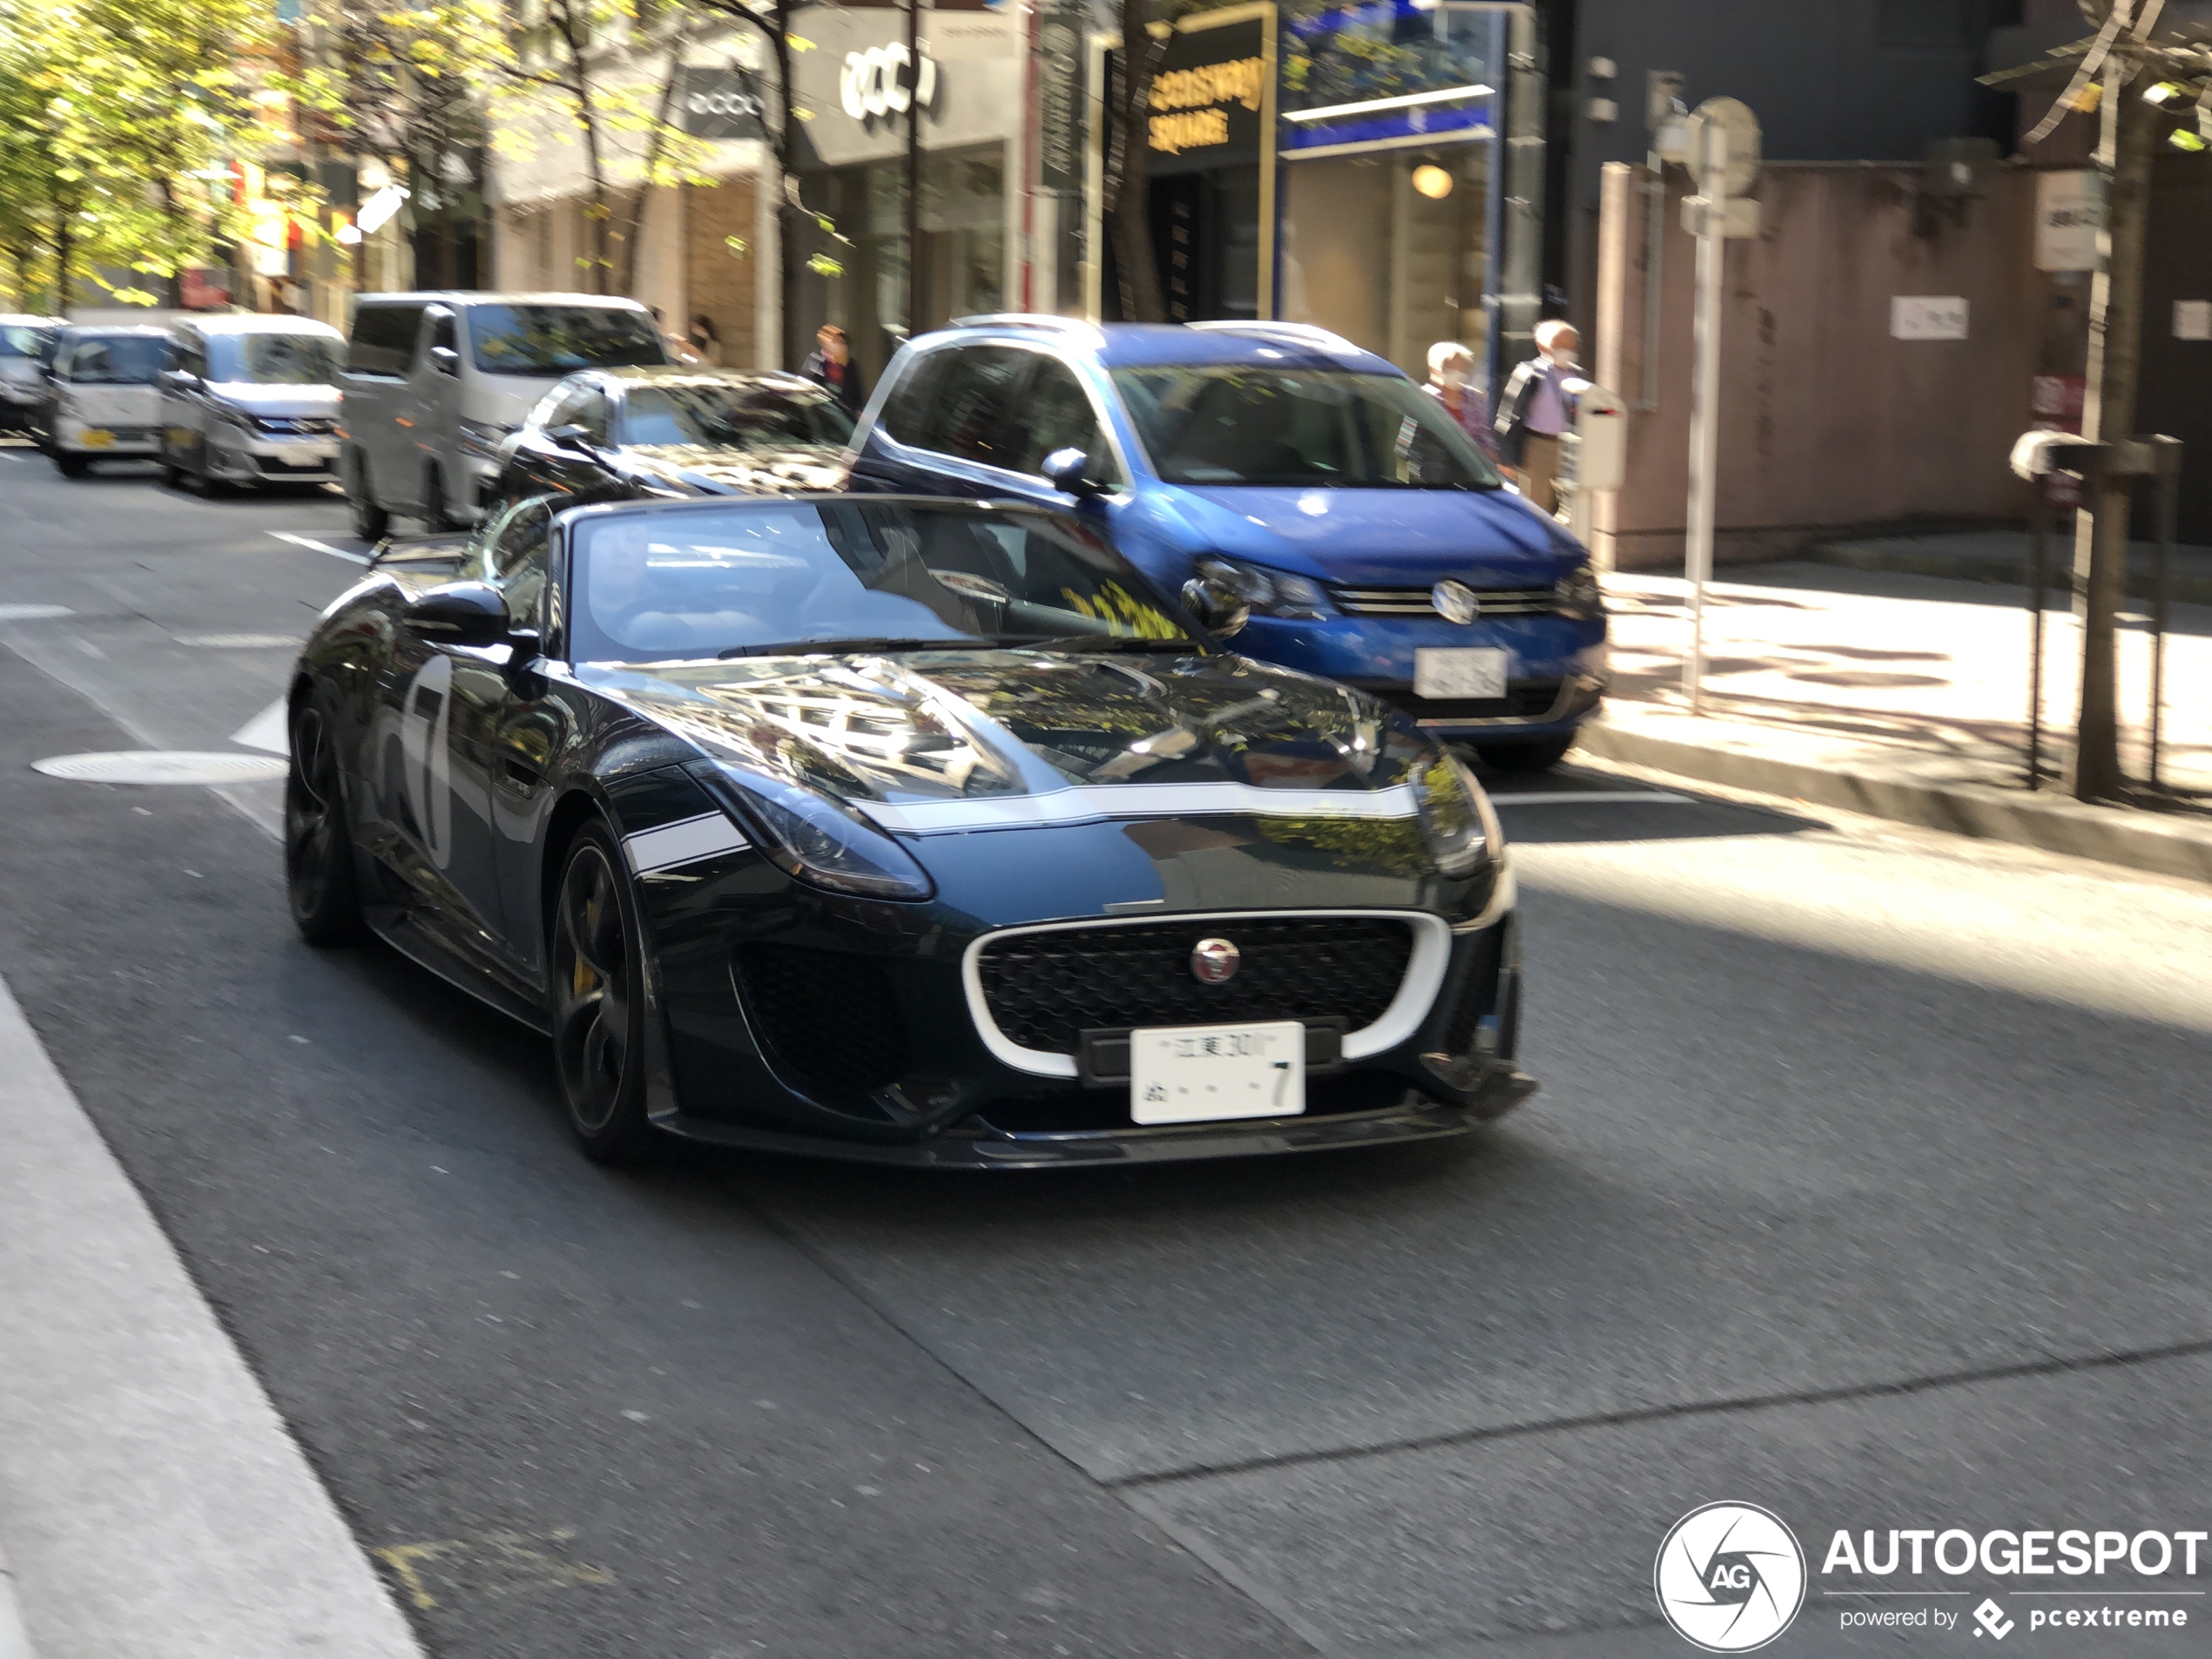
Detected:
left=679, top=67, right=765, bottom=140
left=2175, top=299, right=2212, bottom=341
left=1891, top=295, right=1968, bottom=341
left=2033, top=170, right=2101, bottom=272
left=1139, top=17, right=1265, bottom=174
left=1036, top=0, right=1085, bottom=192
left=840, top=44, right=938, bottom=121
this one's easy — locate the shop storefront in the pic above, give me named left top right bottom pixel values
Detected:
left=788, top=3, right=1024, bottom=389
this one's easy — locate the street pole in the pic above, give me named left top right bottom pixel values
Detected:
left=1682, top=143, right=1723, bottom=715
left=905, top=0, right=924, bottom=338
left=2066, top=71, right=2156, bottom=800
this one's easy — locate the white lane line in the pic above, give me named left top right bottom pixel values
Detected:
left=230, top=698, right=290, bottom=755
left=0, top=969, right=425, bottom=1658
left=0, top=605, right=73, bottom=623
left=1490, top=790, right=1695, bottom=806
left=0, top=1537, right=34, bottom=1659
left=269, top=532, right=369, bottom=565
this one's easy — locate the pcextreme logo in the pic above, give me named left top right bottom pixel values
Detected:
left=1655, top=1503, right=1809, bottom=1652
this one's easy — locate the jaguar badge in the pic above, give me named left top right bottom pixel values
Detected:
left=1190, top=937, right=1241, bottom=985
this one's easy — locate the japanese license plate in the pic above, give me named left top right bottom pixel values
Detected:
left=79, top=428, right=115, bottom=449
left=277, top=442, right=332, bottom=463
left=1413, top=646, right=1509, bottom=700
left=1130, top=1021, right=1305, bottom=1125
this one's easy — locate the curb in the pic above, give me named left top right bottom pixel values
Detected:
left=0, top=1542, right=33, bottom=1659
left=1577, top=712, right=2212, bottom=886
left=1802, top=539, right=2212, bottom=606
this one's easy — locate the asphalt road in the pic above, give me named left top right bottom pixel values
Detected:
left=3, top=447, right=2210, bottom=1657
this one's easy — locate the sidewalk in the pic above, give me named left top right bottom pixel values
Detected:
left=1581, top=561, right=2212, bottom=884
left=0, top=968, right=421, bottom=1659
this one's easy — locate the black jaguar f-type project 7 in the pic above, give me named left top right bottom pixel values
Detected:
left=285, top=493, right=1534, bottom=1167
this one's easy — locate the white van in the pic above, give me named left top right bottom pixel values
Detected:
left=0, top=315, right=63, bottom=433
left=338, top=292, right=669, bottom=538
left=43, top=326, right=168, bottom=476
left=158, top=314, right=347, bottom=493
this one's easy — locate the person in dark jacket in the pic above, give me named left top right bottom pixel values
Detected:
left=800, top=323, right=867, bottom=414
left=1493, top=320, right=1579, bottom=515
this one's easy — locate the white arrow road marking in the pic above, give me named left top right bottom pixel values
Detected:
left=231, top=698, right=290, bottom=755
left=269, top=531, right=369, bottom=565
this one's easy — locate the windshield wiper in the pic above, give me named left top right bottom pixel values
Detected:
left=717, top=636, right=973, bottom=658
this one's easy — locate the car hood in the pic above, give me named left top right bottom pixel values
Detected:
left=1158, top=484, right=1578, bottom=586
left=621, top=443, right=849, bottom=496
left=577, top=649, right=1445, bottom=840
left=206, top=381, right=340, bottom=417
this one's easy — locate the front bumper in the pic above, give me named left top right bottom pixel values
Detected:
left=57, top=418, right=158, bottom=456
left=205, top=428, right=341, bottom=484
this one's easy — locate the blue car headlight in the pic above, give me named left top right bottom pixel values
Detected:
left=1193, top=555, right=1332, bottom=621
left=1554, top=563, right=1602, bottom=620
left=696, top=762, right=934, bottom=900
left=1411, top=748, right=1501, bottom=878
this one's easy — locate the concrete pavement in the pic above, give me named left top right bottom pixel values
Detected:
left=3, top=452, right=2212, bottom=1656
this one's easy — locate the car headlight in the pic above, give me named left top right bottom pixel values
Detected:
left=1554, top=563, right=1602, bottom=620
left=693, top=762, right=934, bottom=901
left=1411, top=749, right=1501, bottom=878
left=206, top=398, right=257, bottom=434
left=1193, top=556, right=1332, bottom=621
left=460, top=418, right=516, bottom=459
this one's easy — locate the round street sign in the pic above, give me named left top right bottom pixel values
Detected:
left=1687, top=96, right=1761, bottom=197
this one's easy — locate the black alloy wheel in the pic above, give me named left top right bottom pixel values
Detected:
left=285, top=696, right=364, bottom=944
left=54, top=450, right=87, bottom=478
left=549, top=824, right=658, bottom=1163
left=347, top=451, right=390, bottom=542
left=1472, top=734, right=1577, bottom=772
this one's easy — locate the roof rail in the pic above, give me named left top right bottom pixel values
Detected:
left=947, top=313, right=1103, bottom=337
left=1185, top=320, right=1362, bottom=354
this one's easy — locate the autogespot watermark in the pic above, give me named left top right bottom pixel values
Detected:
left=1657, top=1507, right=2206, bottom=1647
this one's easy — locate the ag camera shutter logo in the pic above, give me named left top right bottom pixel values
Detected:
left=1655, top=1503, right=1808, bottom=1651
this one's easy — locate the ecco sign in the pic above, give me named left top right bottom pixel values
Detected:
left=840, top=44, right=939, bottom=120
left=678, top=67, right=765, bottom=139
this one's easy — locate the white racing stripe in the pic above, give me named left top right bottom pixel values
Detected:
left=269, top=532, right=369, bottom=565
left=860, top=780, right=1422, bottom=836
left=1490, top=789, right=1694, bottom=806
left=624, top=812, right=751, bottom=874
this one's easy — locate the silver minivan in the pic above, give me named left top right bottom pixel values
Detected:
left=158, top=314, right=347, bottom=493
left=42, top=326, right=168, bottom=475
left=338, top=291, right=669, bottom=538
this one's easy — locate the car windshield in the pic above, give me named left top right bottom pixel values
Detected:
left=469, top=305, right=667, bottom=376
left=208, top=332, right=342, bottom=385
left=64, top=336, right=165, bottom=384
left=568, top=501, right=1198, bottom=664
left=619, top=383, right=856, bottom=451
left=0, top=325, right=48, bottom=359
left=1110, top=365, right=1501, bottom=489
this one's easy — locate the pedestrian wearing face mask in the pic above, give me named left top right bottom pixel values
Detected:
left=1424, top=341, right=1498, bottom=462
left=1494, top=319, right=1580, bottom=515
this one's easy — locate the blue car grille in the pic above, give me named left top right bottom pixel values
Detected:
left=976, top=916, right=1413, bottom=1055
left=1329, top=584, right=1555, bottom=617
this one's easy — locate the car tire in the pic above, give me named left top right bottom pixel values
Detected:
left=421, top=462, right=460, bottom=532
left=347, top=452, right=390, bottom=543
left=54, top=451, right=87, bottom=478
left=1471, top=734, right=1577, bottom=772
left=548, top=822, right=659, bottom=1164
left=161, top=458, right=186, bottom=489
left=285, top=693, right=365, bottom=946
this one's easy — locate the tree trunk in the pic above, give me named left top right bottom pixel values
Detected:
left=774, top=18, right=799, bottom=368
left=52, top=203, right=73, bottom=317
left=1105, top=0, right=1168, bottom=322
left=2065, top=67, right=2157, bottom=802
left=615, top=30, right=691, bottom=298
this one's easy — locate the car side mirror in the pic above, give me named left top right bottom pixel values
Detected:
left=1042, top=447, right=1103, bottom=499
left=545, top=422, right=597, bottom=454
left=403, top=581, right=512, bottom=646
left=1180, top=577, right=1251, bottom=639
left=164, top=368, right=200, bottom=391
left=428, top=345, right=461, bottom=376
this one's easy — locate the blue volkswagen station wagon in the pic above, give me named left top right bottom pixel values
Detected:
left=843, top=316, right=1607, bottom=769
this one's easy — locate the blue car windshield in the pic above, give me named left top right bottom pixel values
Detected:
left=567, top=501, right=1197, bottom=664
left=1110, top=366, right=1501, bottom=489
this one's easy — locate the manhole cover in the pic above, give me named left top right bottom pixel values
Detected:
left=175, top=633, right=299, bottom=649
left=32, top=751, right=290, bottom=785
left=0, top=604, right=74, bottom=622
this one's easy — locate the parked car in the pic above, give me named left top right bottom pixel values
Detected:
left=282, top=491, right=1529, bottom=1166
left=158, top=314, right=346, bottom=494
left=37, top=325, right=168, bottom=475
left=495, top=367, right=853, bottom=506
left=0, top=314, right=62, bottom=433
left=845, top=317, right=1608, bottom=770
left=337, top=291, right=670, bottom=540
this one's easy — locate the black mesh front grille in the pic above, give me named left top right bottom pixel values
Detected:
left=1346, top=679, right=1563, bottom=722
left=976, top=917, right=1414, bottom=1055
left=733, top=946, right=910, bottom=1099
